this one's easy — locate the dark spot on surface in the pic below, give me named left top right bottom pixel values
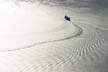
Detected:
left=65, top=15, right=71, bottom=21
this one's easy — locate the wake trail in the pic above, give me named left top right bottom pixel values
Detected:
left=1, top=16, right=83, bottom=52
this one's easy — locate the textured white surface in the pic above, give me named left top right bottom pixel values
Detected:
left=0, top=2, right=80, bottom=51
left=0, top=0, right=108, bottom=72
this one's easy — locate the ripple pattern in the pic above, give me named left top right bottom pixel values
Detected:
left=0, top=3, right=108, bottom=72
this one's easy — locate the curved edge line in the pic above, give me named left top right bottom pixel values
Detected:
left=0, top=21, right=83, bottom=52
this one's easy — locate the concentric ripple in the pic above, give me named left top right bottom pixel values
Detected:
left=0, top=1, right=108, bottom=72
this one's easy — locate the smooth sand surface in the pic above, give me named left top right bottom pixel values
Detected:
left=0, top=0, right=108, bottom=72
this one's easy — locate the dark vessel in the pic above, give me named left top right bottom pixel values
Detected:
left=65, top=15, right=71, bottom=21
